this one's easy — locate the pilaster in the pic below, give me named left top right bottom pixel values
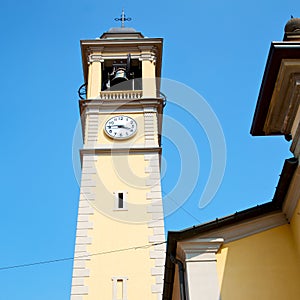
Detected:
left=87, top=53, right=104, bottom=99
left=177, top=238, right=224, bottom=300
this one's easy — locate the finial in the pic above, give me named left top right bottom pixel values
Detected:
left=284, top=16, right=300, bottom=34
left=114, top=9, right=132, bottom=28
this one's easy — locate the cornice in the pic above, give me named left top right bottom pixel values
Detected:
left=80, top=146, right=162, bottom=155
left=251, top=41, right=300, bottom=136
left=79, top=98, right=164, bottom=116
left=291, top=122, right=300, bottom=158
left=263, top=60, right=300, bottom=135
left=81, top=38, right=163, bottom=49
left=177, top=238, right=224, bottom=262
left=80, top=38, right=163, bottom=81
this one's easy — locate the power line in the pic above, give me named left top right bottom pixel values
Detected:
left=162, top=191, right=202, bottom=223
left=1, top=194, right=201, bottom=272
left=0, top=241, right=166, bottom=272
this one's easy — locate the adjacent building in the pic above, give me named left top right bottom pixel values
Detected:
left=162, top=18, right=300, bottom=300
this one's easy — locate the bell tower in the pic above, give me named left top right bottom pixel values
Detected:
left=71, top=20, right=166, bottom=300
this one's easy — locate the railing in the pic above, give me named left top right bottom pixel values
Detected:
left=98, top=90, right=143, bottom=100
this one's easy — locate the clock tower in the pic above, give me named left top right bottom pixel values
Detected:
left=70, top=22, right=166, bottom=300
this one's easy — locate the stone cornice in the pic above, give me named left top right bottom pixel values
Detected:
left=263, top=59, right=300, bottom=135
left=81, top=38, right=163, bottom=82
left=291, top=121, right=300, bottom=158
left=80, top=146, right=162, bottom=155
left=81, top=38, right=163, bottom=48
left=79, top=98, right=164, bottom=118
left=251, top=42, right=300, bottom=136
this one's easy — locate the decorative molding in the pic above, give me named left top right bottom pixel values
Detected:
left=139, top=54, right=157, bottom=62
left=101, top=46, right=141, bottom=54
left=177, top=238, right=224, bottom=262
left=81, top=39, right=162, bottom=48
left=80, top=147, right=162, bottom=155
left=98, top=90, right=142, bottom=100
left=177, top=238, right=223, bottom=300
left=88, top=54, right=104, bottom=63
left=95, top=54, right=141, bottom=60
left=83, top=143, right=146, bottom=150
left=264, top=60, right=300, bottom=135
left=80, top=98, right=163, bottom=113
left=290, top=114, right=300, bottom=158
left=138, top=45, right=158, bottom=62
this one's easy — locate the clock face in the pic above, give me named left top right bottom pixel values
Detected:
left=104, top=115, right=137, bottom=140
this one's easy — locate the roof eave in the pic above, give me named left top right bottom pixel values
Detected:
left=251, top=42, right=300, bottom=136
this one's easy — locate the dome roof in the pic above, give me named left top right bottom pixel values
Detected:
left=107, top=27, right=137, bottom=33
left=100, top=27, right=144, bottom=39
left=284, top=17, right=300, bottom=33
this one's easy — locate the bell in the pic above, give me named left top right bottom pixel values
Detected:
left=111, top=68, right=128, bottom=85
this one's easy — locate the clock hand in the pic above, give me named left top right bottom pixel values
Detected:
left=107, top=125, right=125, bottom=129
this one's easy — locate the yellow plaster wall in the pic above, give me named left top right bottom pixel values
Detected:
left=216, top=225, right=300, bottom=300
left=83, top=154, right=158, bottom=299
left=84, top=215, right=156, bottom=300
left=87, top=61, right=102, bottom=99
left=90, top=153, right=153, bottom=221
left=142, top=60, right=156, bottom=98
left=291, top=199, right=300, bottom=256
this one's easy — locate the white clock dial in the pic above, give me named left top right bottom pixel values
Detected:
left=104, top=115, right=137, bottom=140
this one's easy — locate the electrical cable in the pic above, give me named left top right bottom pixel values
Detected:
left=1, top=193, right=201, bottom=272
left=0, top=241, right=166, bottom=271
left=162, top=191, right=202, bottom=223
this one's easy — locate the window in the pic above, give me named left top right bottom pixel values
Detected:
left=113, top=191, right=128, bottom=210
left=118, top=192, right=124, bottom=209
left=112, top=277, right=128, bottom=300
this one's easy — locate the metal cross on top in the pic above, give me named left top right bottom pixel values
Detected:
left=114, top=9, right=132, bottom=28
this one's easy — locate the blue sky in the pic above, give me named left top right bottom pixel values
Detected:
left=0, top=0, right=298, bottom=299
